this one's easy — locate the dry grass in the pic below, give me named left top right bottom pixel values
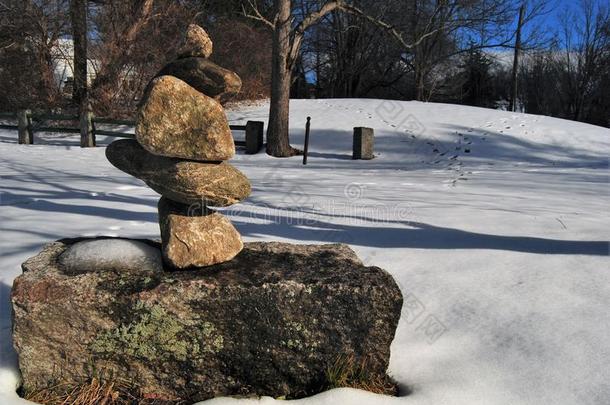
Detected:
left=325, top=354, right=399, bottom=396
left=23, top=378, right=170, bottom=405
left=24, top=357, right=399, bottom=403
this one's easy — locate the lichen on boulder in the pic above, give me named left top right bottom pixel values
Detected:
left=12, top=238, right=403, bottom=402
left=90, top=302, right=203, bottom=362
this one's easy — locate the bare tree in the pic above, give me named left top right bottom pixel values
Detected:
left=245, top=0, right=552, bottom=156
left=245, top=0, right=356, bottom=156
left=513, top=0, right=609, bottom=126
left=312, top=5, right=400, bottom=99
left=69, top=0, right=88, bottom=109
left=348, top=0, right=550, bottom=102
left=89, top=0, right=157, bottom=114
left=244, top=0, right=438, bottom=156
left=558, top=0, right=609, bottom=122
left=66, top=0, right=271, bottom=117
left=209, top=19, right=272, bottom=101
left=0, top=0, right=69, bottom=110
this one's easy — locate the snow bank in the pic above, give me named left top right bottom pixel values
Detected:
left=1, top=99, right=609, bottom=405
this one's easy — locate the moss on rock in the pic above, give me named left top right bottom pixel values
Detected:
left=13, top=240, right=403, bottom=402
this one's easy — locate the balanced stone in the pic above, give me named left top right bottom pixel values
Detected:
left=136, top=75, right=234, bottom=161
left=157, top=57, right=242, bottom=97
left=12, top=239, right=402, bottom=402
left=59, top=238, right=163, bottom=275
left=158, top=197, right=242, bottom=268
left=178, top=24, right=213, bottom=59
left=106, top=139, right=250, bottom=206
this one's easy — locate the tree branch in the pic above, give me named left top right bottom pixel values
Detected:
left=294, top=1, right=343, bottom=35
left=339, top=3, right=446, bottom=50
left=243, top=0, right=275, bottom=30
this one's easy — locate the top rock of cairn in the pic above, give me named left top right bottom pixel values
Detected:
left=178, top=23, right=213, bottom=58
left=136, top=25, right=240, bottom=161
left=107, top=25, right=249, bottom=269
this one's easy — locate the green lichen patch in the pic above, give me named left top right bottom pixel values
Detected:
left=201, top=321, right=224, bottom=353
left=280, top=321, right=320, bottom=352
left=91, top=302, right=224, bottom=362
left=97, top=272, right=161, bottom=296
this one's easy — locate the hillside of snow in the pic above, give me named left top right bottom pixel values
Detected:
left=1, top=99, right=609, bottom=405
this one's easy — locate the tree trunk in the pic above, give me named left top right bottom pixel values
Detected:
left=91, top=0, right=154, bottom=113
left=266, top=0, right=296, bottom=157
left=69, top=0, right=88, bottom=110
left=510, top=4, right=524, bottom=112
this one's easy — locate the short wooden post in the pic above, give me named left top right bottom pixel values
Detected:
left=18, top=110, right=34, bottom=144
left=90, top=114, right=97, bottom=142
left=353, top=127, right=374, bottom=160
left=80, top=110, right=95, bottom=147
left=245, top=120, right=264, bottom=154
left=303, top=116, right=311, bottom=165
left=26, top=110, right=34, bottom=144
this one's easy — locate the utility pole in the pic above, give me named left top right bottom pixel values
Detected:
left=510, top=4, right=525, bottom=112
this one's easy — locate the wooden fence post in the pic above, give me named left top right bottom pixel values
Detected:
left=26, top=110, right=34, bottom=144
left=303, top=117, right=311, bottom=165
left=245, top=120, right=264, bottom=154
left=353, top=127, right=374, bottom=160
left=80, top=110, right=95, bottom=147
left=18, top=110, right=33, bottom=144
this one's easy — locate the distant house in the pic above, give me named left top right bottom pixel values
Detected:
left=51, top=38, right=98, bottom=94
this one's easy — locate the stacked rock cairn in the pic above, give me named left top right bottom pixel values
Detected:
left=106, top=24, right=251, bottom=268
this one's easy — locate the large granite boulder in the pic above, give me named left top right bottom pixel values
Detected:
left=158, top=197, right=243, bottom=268
left=136, top=75, right=234, bottom=161
left=157, top=57, right=242, bottom=97
left=12, top=239, right=403, bottom=402
left=106, top=139, right=251, bottom=207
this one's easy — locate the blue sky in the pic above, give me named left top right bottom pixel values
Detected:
left=521, top=0, right=607, bottom=42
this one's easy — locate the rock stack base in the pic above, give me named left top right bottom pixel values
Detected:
left=12, top=238, right=403, bottom=402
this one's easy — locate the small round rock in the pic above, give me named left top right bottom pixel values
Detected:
left=59, top=239, right=163, bottom=275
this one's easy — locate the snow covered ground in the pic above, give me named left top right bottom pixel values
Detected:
left=1, top=99, right=609, bottom=405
